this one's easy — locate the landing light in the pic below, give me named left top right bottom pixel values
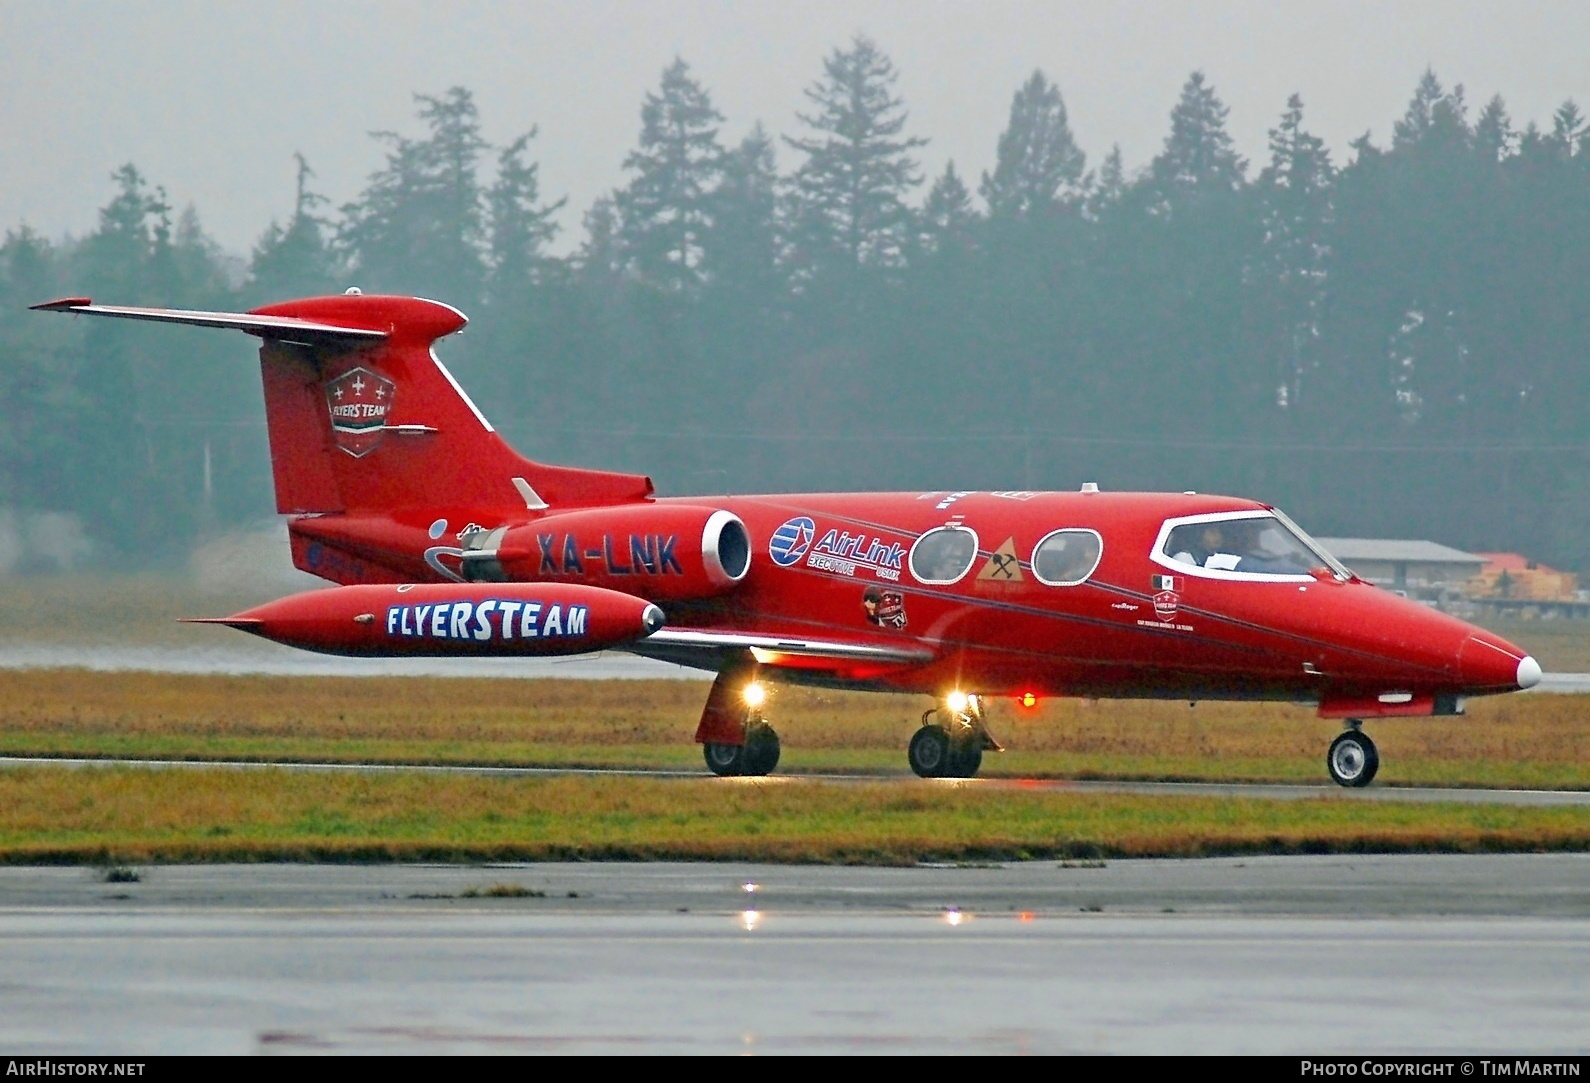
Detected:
left=743, top=682, right=767, bottom=709
left=741, top=909, right=762, bottom=931
left=946, top=690, right=969, bottom=714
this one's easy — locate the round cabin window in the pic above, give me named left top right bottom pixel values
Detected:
left=908, top=526, right=979, bottom=584
left=1031, top=529, right=1103, bottom=586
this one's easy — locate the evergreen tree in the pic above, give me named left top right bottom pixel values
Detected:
left=1152, top=72, right=1247, bottom=202
left=613, top=59, right=725, bottom=294
left=1550, top=100, right=1585, bottom=159
left=980, top=70, right=1087, bottom=218
left=1126, top=73, right=1254, bottom=440
left=75, top=164, right=169, bottom=299
left=1252, top=94, right=1334, bottom=411
left=1474, top=95, right=1515, bottom=164
left=168, top=206, right=232, bottom=301
left=1370, top=71, right=1478, bottom=430
left=0, top=227, right=75, bottom=518
left=703, top=124, right=783, bottom=307
left=249, top=154, right=339, bottom=302
left=1085, top=145, right=1126, bottom=218
left=690, top=124, right=788, bottom=455
left=576, top=195, right=625, bottom=287
left=66, top=167, right=186, bottom=558
left=1392, top=69, right=1470, bottom=152
left=919, top=161, right=977, bottom=254
left=784, top=36, right=927, bottom=281
left=340, top=87, right=489, bottom=304
left=486, top=129, right=565, bottom=303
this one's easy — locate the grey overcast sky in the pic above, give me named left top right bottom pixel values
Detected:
left=4, top=0, right=1588, bottom=256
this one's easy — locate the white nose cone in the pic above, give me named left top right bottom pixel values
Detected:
left=1516, top=655, right=1542, bottom=690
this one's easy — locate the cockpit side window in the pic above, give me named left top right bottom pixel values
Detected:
left=1031, top=529, right=1102, bottom=586
left=909, top=526, right=979, bottom=584
left=1157, top=513, right=1339, bottom=580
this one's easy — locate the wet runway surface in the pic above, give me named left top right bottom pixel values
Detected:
left=3, top=754, right=1587, bottom=806
left=2, top=856, right=1587, bottom=1054
left=0, top=643, right=1585, bottom=691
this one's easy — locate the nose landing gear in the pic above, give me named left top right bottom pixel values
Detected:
left=1326, top=723, right=1379, bottom=788
left=908, top=695, right=1001, bottom=778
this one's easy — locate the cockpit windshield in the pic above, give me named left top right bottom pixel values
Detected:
left=1159, top=512, right=1348, bottom=579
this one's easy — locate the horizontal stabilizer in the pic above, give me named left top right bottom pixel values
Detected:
left=33, top=289, right=656, bottom=527
left=30, top=297, right=387, bottom=348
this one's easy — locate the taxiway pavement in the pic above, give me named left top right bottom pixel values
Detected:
left=1, top=856, right=1587, bottom=1054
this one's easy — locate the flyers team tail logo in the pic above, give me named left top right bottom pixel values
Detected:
left=1152, top=574, right=1182, bottom=621
left=324, top=365, right=396, bottom=457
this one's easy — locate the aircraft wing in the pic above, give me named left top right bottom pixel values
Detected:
left=30, top=297, right=388, bottom=348
left=633, top=628, right=934, bottom=674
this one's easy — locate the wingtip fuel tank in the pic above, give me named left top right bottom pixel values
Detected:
left=198, top=583, right=664, bottom=658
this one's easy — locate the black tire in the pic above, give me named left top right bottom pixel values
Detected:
left=908, top=724, right=951, bottom=778
left=704, top=741, right=746, bottom=777
left=741, top=722, right=781, bottom=777
left=946, top=734, right=983, bottom=778
left=1327, top=729, right=1379, bottom=788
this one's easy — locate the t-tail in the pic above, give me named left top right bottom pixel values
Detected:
left=30, top=292, right=653, bottom=519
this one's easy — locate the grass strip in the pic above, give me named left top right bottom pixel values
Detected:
left=1, top=766, right=1585, bottom=865
left=1, top=669, right=1584, bottom=790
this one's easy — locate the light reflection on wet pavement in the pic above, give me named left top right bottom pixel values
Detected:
left=0, top=858, right=1587, bottom=1054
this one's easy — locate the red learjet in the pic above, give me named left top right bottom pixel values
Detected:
left=34, top=292, right=1542, bottom=787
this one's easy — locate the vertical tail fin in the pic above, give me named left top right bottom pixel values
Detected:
left=33, top=292, right=654, bottom=515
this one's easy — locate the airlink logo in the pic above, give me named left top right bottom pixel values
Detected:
left=810, top=528, right=905, bottom=582
left=386, top=600, right=587, bottom=641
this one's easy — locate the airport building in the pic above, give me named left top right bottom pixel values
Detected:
left=1316, top=538, right=1589, bottom=618
left=1315, top=538, right=1486, bottom=598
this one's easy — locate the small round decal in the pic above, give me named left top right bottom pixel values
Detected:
left=769, top=516, right=816, bottom=567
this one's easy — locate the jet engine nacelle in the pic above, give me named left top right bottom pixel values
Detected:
left=463, top=504, right=751, bottom=601
left=195, top=582, right=665, bottom=658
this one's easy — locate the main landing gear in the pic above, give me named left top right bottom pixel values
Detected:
left=908, top=693, right=1002, bottom=779
left=696, top=662, right=781, bottom=777
left=703, top=717, right=781, bottom=777
left=1326, top=722, right=1379, bottom=788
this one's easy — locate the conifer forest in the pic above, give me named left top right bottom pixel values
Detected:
left=2, top=41, right=1587, bottom=572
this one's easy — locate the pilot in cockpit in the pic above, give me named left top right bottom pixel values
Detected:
left=1173, top=520, right=1311, bottom=575
left=1173, top=524, right=1235, bottom=569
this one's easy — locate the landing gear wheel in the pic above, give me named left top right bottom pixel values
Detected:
left=908, top=724, right=952, bottom=778
left=946, top=733, right=983, bottom=778
left=704, top=741, right=746, bottom=777
left=704, top=721, right=780, bottom=777
left=1327, top=728, right=1379, bottom=788
left=741, top=721, right=781, bottom=777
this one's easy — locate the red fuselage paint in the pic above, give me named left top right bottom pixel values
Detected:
left=289, top=489, right=1528, bottom=710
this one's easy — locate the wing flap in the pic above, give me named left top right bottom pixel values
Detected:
left=634, top=628, right=933, bottom=674
left=30, top=298, right=388, bottom=347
